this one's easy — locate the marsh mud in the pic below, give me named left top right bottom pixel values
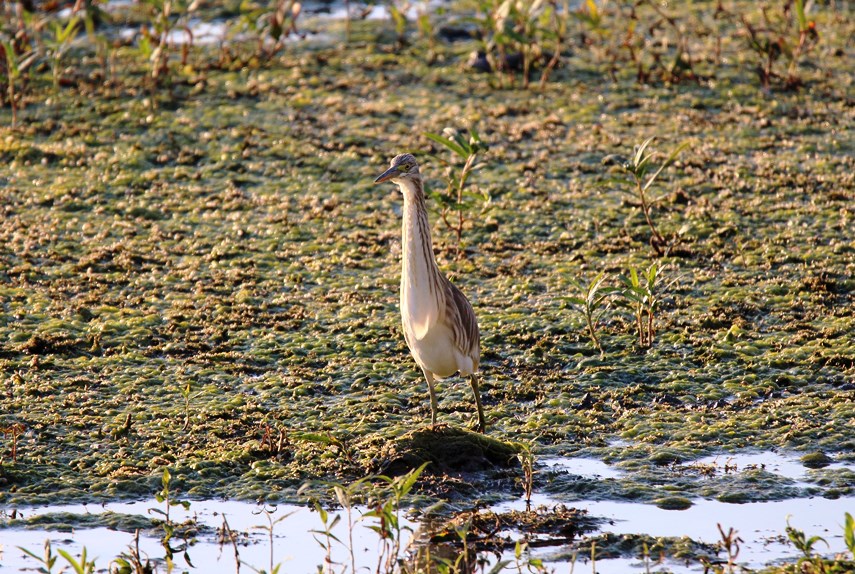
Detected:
left=0, top=0, right=854, bottom=570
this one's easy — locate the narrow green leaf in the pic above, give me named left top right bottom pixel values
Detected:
left=310, top=529, right=342, bottom=544
left=398, top=462, right=429, bottom=497
left=333, top=485, right=349, bottom=509
left=586, top=0, right=598, bottom=19
left=59, top=16, right=81, bottom=43
left=844, top=512, right=855, bottom=554
left=633, top=137, right=655, bottom=167
left=1, top=41, right=19, bottom=76
left=298, top=432, right=333, bottom=445
left=57, top=549, right=87, bottom=574
left=451, top=131, right=471, bottom=153
left=794, top=0, right=807, bottom=31
left=315, top=502, right=328, bottom=523
left=806, top=534, right=828, bottom=549
left=424, top=132, right=468, bottom=159
left=646, top=263, right=658, bottom=283
left=16, top=547, right=46, bottom=562
left=642, top=141, right=690, bottom=192
left=636, top=152, right=654, bottom=175
left=469, top=127, right=481, bottom=145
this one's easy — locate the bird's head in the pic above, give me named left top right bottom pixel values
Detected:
left=374, top=153, right=420, bottom=184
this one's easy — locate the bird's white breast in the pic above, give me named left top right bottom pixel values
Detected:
left=401, top=236, right=437, bottom=341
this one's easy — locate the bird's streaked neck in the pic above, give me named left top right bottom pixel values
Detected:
left=396, top=175, right=425, bottom=203
left=398, top=175, right=440, bottom=283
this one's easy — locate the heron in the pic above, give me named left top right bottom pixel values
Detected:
left=374, top=153, right=486, bottom=432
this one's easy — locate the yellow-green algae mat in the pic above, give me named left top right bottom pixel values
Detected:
left=0, top=0, right=852, bottom=515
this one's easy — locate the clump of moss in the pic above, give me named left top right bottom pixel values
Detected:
left=373, top=425, right=522, bottom=475
left=552, top=531, right=718, bottom=562
left=650, top=449, right=683, bottom=466
left=654, top=496, right=693, bottom=510
left=1, top=511, right=156, bottom=534
left=801, top=452, right=833, bottom=469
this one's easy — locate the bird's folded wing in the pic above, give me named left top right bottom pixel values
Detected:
left=443, top=281, right=479, bottom=356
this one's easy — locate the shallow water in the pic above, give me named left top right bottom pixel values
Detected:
left=0, top=500, right=416, bottom=573
left=3, top=494, right=850, bottom=573
left=164, top=20, right=231, bottom=46
left=494, top=451, right=855, bottom=572
left=494, top=495, right=854, bottom=573
left=2, top=454, right=851, bottom=573
left=319, top=0, right=445, bottom=22
left=107, top=0, right=441, bottom=48
left=691, top=451, right=850, bottom=484
left=539, top=456, right=624, bottom=480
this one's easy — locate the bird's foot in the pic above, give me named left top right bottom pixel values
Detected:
left=467, top=419, right=486, bottom=434
left=428, top=421, right=448, bottom=433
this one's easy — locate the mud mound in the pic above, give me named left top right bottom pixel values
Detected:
left=375, top=425, right=522, bottom=475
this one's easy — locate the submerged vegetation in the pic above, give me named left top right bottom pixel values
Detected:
left=0, top=0, right=853, bottom=571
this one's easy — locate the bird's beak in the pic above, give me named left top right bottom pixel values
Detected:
left=374, top=166, right=401, bottom=184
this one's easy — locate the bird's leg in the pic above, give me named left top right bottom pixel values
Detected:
left=469, top=373, right=486, bottom=433
left=423, top=369, right=439, bottom=427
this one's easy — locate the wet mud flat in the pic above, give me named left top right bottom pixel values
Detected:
left=1, top=0, right=854, bottom=571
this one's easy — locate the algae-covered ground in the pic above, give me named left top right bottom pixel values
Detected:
left=0, top=0, right=853, bottom=536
